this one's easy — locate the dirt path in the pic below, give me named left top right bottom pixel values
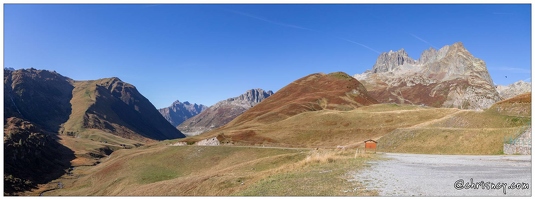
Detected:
left=409, top=109, right=466, bottom=128
left=351, top=153, right=531, bottom=196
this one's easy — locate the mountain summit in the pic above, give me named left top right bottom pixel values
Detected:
left=354, top=42, right=500, bottom=109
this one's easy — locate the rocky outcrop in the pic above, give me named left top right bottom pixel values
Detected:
left=496, top=80, right=532, bottom=100
left=229, top=88, right=274, bottom=107
left=158, top=101, right=208, bottom=127
left=177, top=89, right=274, bottom=136
left=196, top=137, right=220, bottom=146
left=354, top=42, right=501, bottom=110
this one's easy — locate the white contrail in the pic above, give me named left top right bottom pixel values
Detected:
left=336, top=37, right=381, bottom=54
left=226, top=9, right=380, bottom=54
left=409, top=33, right=436, bottom=48
left=226, top=10, right=314, bottom=31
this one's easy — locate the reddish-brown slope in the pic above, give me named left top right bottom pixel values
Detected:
left=488, top=92, right=531, bottom=117
left=496, top=92, right=531, bottom=104
left=224, top=72, right=377, bottom=128
left=365, top=78, right=471, bottom=108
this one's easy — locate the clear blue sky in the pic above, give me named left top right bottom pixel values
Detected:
left=4, top=4, right=532, bottom=108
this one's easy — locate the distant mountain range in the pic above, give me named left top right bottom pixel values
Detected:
left=354, top=42, right=500, bottom=110
left=158, top=101, right=208, bottom=127
left=177, top=88, right=274, bottom=136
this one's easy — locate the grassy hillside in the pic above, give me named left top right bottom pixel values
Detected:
left=378, top=127, right=526, bottom=155
left=378, top=99, right=531, bottom=155
left=487, top=92, right=531, bottom=117
left=59, top=80, right=152, bottom=166
left=42, top=145, right=376, bottom=196
left=223, top=72, right=378, bottom=128
left=187, top=104, right=459, bottom=148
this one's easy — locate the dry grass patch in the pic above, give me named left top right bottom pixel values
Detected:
left=426, top=110, right=530, bottom=128
left=213, top=105, right=459, bottom=148
left=44, top=146, right=377, bottom=196
left=378, top=126, right=527, bottom=155
left=235, top=149, right=378, bottom=196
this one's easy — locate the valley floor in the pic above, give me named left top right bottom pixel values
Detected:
left=352, top=153, right=532, bottom=196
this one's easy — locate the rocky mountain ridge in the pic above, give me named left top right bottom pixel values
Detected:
left=354, top=42, right=501, bottom=109
left=177, top=88, right=274, bottom=136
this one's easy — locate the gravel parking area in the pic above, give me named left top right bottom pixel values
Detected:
left=351, top=153, right=532, bottom=196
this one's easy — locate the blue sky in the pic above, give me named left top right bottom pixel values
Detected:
left=4, top=4, right=532, bottom=108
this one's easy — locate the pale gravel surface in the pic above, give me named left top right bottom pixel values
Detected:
left=351, top=153, right=532, bottom=196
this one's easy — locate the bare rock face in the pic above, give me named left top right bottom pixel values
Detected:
left=496, top=80, right=532, bottom=100
left=158, top=101, right=208, bottom=127
left=354, top=42, right=501, bottom=110
left=177, top=89, right=274, bottom=136
left=372, top=49, right=416, bottom=73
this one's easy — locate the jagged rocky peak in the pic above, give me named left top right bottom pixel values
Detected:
left=448, top=41, right=467, bottom=52
left=372, top=48, right=416, bottom=73
left=158, top=100, right=208, bottom=127
left=418, top=47, right=437, bottom=64
left=234, top=88, right=274, bottom=104
left=417, top=45, right=451, bottom=65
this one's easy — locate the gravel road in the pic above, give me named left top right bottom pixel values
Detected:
left=351, top=153, right=531, bottom=196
